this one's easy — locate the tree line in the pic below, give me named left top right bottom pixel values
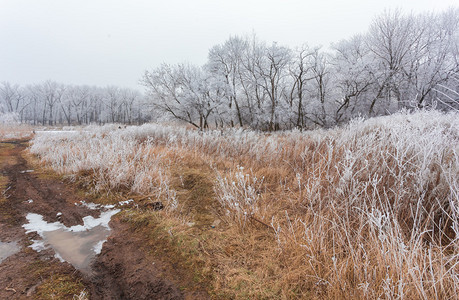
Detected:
left=142, top=9, right=459, bottom=130
left=0, top=81, right=148, bottom=125
left=2, top=9, right=458, bottom=129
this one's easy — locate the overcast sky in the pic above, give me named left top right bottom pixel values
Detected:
left=1, top=0, right=458, bottom=90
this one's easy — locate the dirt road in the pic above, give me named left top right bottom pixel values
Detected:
left=0, top=140, right=208, bottom=299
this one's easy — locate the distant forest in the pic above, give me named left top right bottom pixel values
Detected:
left=0, top=82, right=146, bottom=126
left=2, top=9, right=459, bottom=129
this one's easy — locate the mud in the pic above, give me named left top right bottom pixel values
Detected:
left=0, top=140, right=210, bottom=299
left=0, top=140, right=85, bottom=299
left=87, top=221, right=184, bottom=300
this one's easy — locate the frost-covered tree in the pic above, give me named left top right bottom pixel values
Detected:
left=331, top=35, right=375, bottom=123
left=207, top=36, right=248, bottom=127
left=0, top=81, right=145, bottom=126
left=256, top=42, right=292, bottom=130
left=142, top=63, right=221, bottom=129
left=142, top=9, right=458, bottom=130
left=37, top=81, right=66, bottom=125
left=405, top=9, right=459, bottom=107
left=288, top=45, right=317, bottom=128
left=365, top=9, right=459, bottom=113
left=0, top=82, right=29, bottom=121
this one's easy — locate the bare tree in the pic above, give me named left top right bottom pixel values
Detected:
left=207, top=36, right=248, bottom=127
left=255, top=42, right=291, bottom=130
left=332, top=35, right=374, bottom=123
left=288, top=45, right=316, bottom=128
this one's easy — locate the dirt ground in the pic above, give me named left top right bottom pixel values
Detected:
left=0, top=140, right=210, bottom=299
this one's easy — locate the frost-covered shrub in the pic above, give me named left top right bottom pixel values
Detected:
left=215, top=166, right=264, bottom=228
left=30, top=126, right=176, bottom=208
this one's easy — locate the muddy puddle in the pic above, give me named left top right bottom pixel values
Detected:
left=42, top=225, right=111, bottom=271
left=23, top=209, right=119, bottom=273
left=0, top=241, right=20, bottom=263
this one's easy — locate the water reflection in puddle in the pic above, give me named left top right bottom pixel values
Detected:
left=0, top=241, right=20, bottom=263
left=43, top=225, right=111, bottom=271
left=23, top=209, right=119, bottom=273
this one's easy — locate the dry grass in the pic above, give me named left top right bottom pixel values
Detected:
left=0, top=123, right=34, bottom=141
left=29, top=110, right=459, bottom=299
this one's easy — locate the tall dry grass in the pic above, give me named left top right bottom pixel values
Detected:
left=0, top=123, right=34, bottom=140
left=30, top=110, right=459, bottom=299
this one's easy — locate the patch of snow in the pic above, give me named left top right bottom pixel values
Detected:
left=35, top=130, right=79, bottom=134
left=118, top=199, right=134, bottom=206
left=78, top=201, right=100, bottom=210
left=54, top=252, right=65, bottom=262
left=23, top=209, right=120, bottom=235
left=70, top=209, right=120, bottom=232
left=92, top=240, right=105, bottom=254
left=77, top=200, right=121, bottom=210
left=29, top=239, right=47, bottom=252
left=23, top=214, right=62, bottom=234
left=27, top=199, right=33, bottom=203
left=20, top=170, right=34, bottom=173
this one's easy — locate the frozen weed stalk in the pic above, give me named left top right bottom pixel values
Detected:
left=214, top=166, right=264, bottom=229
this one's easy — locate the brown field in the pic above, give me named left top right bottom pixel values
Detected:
left=3, top=110, right=458, bottom=299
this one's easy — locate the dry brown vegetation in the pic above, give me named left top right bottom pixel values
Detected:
left=0, top=123, right=33, bottom=141
left=30, top=110, right=459, bottom=299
